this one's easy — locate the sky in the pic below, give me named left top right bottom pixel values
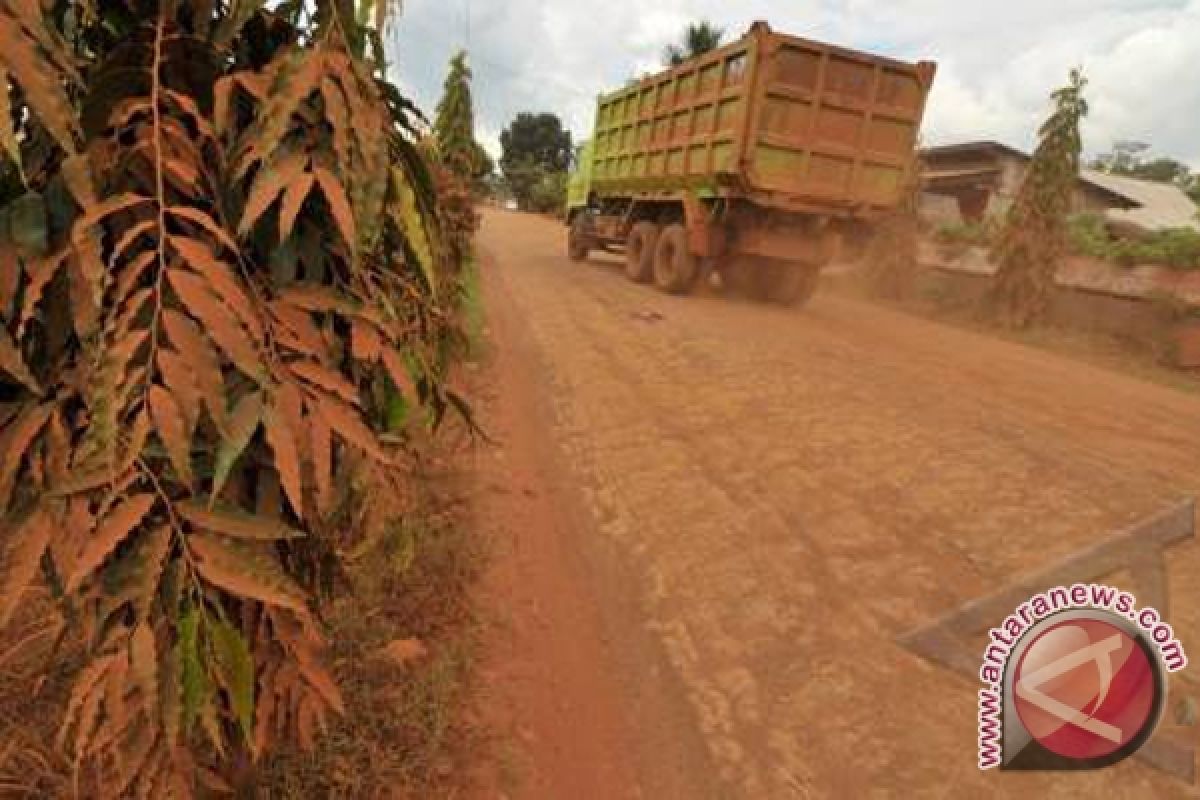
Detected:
left=385, top=0, right=1200, bottom=169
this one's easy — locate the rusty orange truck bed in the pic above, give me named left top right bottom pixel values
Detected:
left=566, top=21, right=936, bottom=305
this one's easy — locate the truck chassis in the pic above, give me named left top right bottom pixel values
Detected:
left=567, top=194, right=850, bottom=306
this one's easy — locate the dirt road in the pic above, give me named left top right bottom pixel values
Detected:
left=473, top=208, right=1200, bottom=798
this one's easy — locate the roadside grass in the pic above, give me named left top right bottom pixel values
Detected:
left=0, top=498, right=487, bottom=800
left=460, top=255, right=487, bottom=361
left=261, top=492, right=487, bottom=798
left=0, top=595, right=74, bottom=798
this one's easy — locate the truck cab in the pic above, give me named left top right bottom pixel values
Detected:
left=566, top=139, right=594, bottom=223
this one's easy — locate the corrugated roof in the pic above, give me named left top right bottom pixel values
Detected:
left=1079, top=169, right=1200, bottom=232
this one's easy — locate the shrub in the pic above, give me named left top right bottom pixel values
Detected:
left=1066, top=213, right=1200, bottom=270
left=934, top=220, right=996, bottom=247
left=0, top=1, right=468, bottom=794
left=528, top=169, right=569, bottom=215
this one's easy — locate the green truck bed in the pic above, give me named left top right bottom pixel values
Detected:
left=576, top=22, right=936, bottom=216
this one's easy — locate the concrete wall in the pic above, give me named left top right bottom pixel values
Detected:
left=914, top=266, right=1179, bottom=362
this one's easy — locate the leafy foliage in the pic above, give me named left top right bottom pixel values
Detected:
left=664, top=21, right=724, bottom=67
left=1067, top=213, right=1200, bottom=269
left=434, top=51, right=480, bottom=183
left=0, top=0, right=466, bottom=794
left=1091, top=141, right=1197, bottom=191
left=989, top=68, right=1089, bottom=327
left=499, top=112, right=571, bottom=211
left=526, top=168, right=568, bottom=215
left=432, top=51, right=481, bottom=264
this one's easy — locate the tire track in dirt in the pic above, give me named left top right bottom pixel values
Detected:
left=477, top=208, right=1200, bottom=798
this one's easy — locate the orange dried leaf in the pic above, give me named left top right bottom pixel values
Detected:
left=130, top=623, right=158, bottom=721
left=155, top=349, right=201, bottom=431
left=133, top=525, right=171, bottom=621
left=57, top=655, right=112, bottom=752
left=0, top=18, right=79, bottom=153
left=0, top=243, right=19, bottom=315
left=313, top=167, right=356, bottom=252
left=314, top=394, right=389, bottom=464
left=289, top=360, right=359, bottom=406
left=161, top=309, right=227, bottom=427
left=0, top=401, right=53, bottom=510
left=0, top=508, right=53, bottom=629
left=164, top=206, right=240, bottom=255
left=166, top=269, right=263, bottom=380
left=188, top=532, right=307, bottom=612
left=148, top=385, right=194, bottom=486
left=350, top=319, right=382, bottom=362
left=17, top=248, right=68, bottom=335
left=238, top=151, right=308, bottom=237
left=73, top=193, right=152, bottom=233
left=65, top=493, right=156, bottom=593
left=277, top=284, right=360, bottom=315
left=270, top=300, right=326, bottom=357
left=264, top=396, right=305, bottom=517
left=178, top=502, right=303, bottom=540
left=169, top=236, right=264, bottom=342
left=112, top=250, right=157, bottom=307
left=0, top=326, right=39, bottom=393
left=108, top=219, right=156, bottom=268
left=278, top=170, right=315, bottom=242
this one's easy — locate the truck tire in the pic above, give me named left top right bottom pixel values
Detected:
left=567, top=214, right=590, bottom=262
left=653, top=224, right=698, bottom=294
left=625, top=222, right=659, bottom=283
left=720, top=256, right=771, bottom=301
left=767, top=260, right=821, bottom=307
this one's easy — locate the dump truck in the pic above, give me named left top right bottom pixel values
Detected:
left=565, top=21, right=937, bottom=306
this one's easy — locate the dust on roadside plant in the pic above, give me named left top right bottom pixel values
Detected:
left=0, top=0, right=468, bottom=795
left=989, top=68, right=1089, bottom=327
left=432, top=50, right=482, bottom=267
left=863, top=152, right=923, bottom=299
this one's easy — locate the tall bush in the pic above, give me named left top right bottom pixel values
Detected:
left=0, top=0, right=461, bottom=793
left=989, top=69, right=1089, bottom=327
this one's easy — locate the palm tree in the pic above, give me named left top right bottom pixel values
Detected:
left=664, top=21, right=725, bottom=66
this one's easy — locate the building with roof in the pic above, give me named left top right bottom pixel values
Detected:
left=920, top=140, right=1199, bottom=235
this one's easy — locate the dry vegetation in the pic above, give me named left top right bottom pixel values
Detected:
left=0, top=0, right=484, bottom=795
left=989, top=68, right=1089, bottom=327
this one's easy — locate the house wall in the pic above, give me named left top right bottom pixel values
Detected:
left=922, top=152, right=1123, bottom=226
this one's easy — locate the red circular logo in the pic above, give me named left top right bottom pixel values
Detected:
left=1013, top=617, right=1159, bottom=761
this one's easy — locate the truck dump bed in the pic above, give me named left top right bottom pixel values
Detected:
left=588, top=22, right=936, bottom=215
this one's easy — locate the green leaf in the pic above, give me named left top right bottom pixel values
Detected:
left=394, top=170, right=437, bottom=296
left=9, top=192, right=46, bottom=256
left=211, top=392, right=263, bottom=503
left=210, top=617, right=255, bottom=742
left=177, top=605, right=207, bottom=734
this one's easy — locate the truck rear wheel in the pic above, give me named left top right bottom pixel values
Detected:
left=767, top=260, right=821, bottom=307
left=567, top=214, right=590, bottom=262
left=653, top=224, right=698, bottom=294
left=625, top=222, right=659, bottom=283
left=720, top=257, right=771, bottom=300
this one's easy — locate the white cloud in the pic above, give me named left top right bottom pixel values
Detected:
left=388, top=0, right=1200, bottom=168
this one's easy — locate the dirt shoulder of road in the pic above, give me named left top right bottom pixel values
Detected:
left=465, top=245, right=716, bottom=799
left=831, top=268, right=1200, bottom=397
left=469, top=208, right=1200, bottom=798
